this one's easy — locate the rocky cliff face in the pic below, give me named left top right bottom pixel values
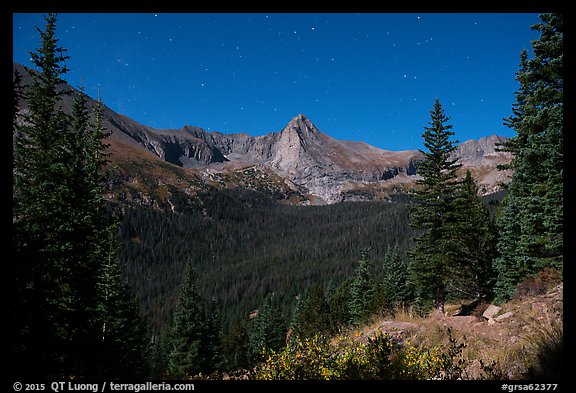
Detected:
left=266, top=114, right=423, bottom=202
left=452, top=135, right=513, bottom=195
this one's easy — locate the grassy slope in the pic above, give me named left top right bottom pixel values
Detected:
left=345, top=281, right=563, bottom=379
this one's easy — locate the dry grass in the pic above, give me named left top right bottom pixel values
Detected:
left=349, top=283, right=563, bottom=380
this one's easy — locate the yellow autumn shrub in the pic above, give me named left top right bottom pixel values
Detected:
left=252, top=330, right=462, bottom=380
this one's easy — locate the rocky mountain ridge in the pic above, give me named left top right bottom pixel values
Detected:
left=13, top=62, right=512, bottom=204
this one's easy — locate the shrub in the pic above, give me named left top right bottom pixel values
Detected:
left=252, top=329, right=466, bottom=380
left=514, top=267, right=562, bottom=299
left=252, top=334, right=337, bottom=380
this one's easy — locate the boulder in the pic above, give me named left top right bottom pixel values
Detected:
left=496, top=312, right=514, bottom=321
left=482, top=304, right=502, bottom=320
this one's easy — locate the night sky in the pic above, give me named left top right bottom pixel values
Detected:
left=12, top=13, right=541, bottom=151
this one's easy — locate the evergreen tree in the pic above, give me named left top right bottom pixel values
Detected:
left=12, top=69, right=25, bottom=129
left=327, top=277, right=353, bottom=330
left=248, top=293, right=287, bottom=365
left=12, top=14, right=148, bottom=377
left=291, top=284, right=333, bottom=339
left=168, top=263, right=205, bottom=378
left=348, top=249, right=375, bottom=325
left=447, top=170, right=496, bottom=300
left=150, top=319, right=174, bottom=379
left=408, top=98, right=461, bottom=313
left=379, top=244, right=412, bottom=308
left=12, top=13, right=77, bottom=377
left=494, top=14, right=563, bottom=302
left=222, top=318, right=250, bottom=371
left=72, top=74, right=149, bottom=379
left=168, top=263, right=224, bottom=378
left=201, top=297, right=224, bottom=373
left=66, top=88, right=112, bottom=374
left=91, top=234, right=150, bottom=379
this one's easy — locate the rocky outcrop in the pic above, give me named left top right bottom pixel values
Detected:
left=266, top=115, right=423, bottom=203
left=452, top=135, right=513, bottom=195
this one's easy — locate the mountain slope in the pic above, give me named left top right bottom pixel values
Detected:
left=13, top=62, right=512, bottom=205
left=125, top=113, right=424, bottom=203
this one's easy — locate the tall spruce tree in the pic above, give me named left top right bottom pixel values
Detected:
left=13, top=14, right=149, bottom=377
left=168, top=263, right=205, bottom=378
left=168, top=263, right=223, bottom=378
left=348, top=249, right=375, bottom=325
left=447, top=170, right=496, bottom=300
left=12, top=13, right=77, bottom=377
left=201, top=297, right=224, bottom=373
left=408, top=98, right=461, bottom=313
left=493, top=13, right=563, bottom=302
left=89, top=95, right=150, bottom=378
left=91, top=234, right=150, bottom=379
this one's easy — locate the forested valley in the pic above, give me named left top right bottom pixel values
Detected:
left=117, top=189, right=416, bottom=333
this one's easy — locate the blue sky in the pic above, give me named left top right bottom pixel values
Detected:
left=13, top=13, right=541, bottom=151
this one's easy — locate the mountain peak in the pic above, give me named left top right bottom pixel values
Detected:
left=284, top=113, right=319, bottom=136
